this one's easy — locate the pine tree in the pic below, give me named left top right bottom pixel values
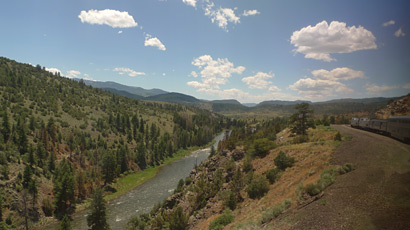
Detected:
left=28, top=178, right=38, bottom=209
left=87, top=188, right=110, bottom=230
left=101, top=151, right=116, bottom=185
left=58, top=215, right=72, bottom=230
left=22, top=165, right=32, bottom=189
left=53, top=159, right=75, bottom=219
left=1, top=110, right=10, bottom=143
left=290, top=103, right=314, bottom=136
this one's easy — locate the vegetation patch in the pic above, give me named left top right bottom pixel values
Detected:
left=260, top=199, right=292, bottom=225
left=209, top=209, right=234, bottom=230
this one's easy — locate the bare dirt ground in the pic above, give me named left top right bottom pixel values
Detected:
left=284, top=125, right=410, bottom=230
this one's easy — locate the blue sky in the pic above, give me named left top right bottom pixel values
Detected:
left=1, top=0, right=409, bottom=103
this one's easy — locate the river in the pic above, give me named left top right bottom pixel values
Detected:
left=44, top=131, right=227, bottom=230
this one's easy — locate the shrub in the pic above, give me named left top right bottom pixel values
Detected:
left=317, top=168, right=337, bottom=189
left=305, top=183, right=321, bottom=196
left=223, top=191, right=237, bottom=210
left=260, top=199, right=291, bottom=224
left=265, top=168, right=281, bottom=184
left=42, top=197, right=54, bottom=216
left=274, top=151, right=295, bottom=171
left=334, top=132, right=342, bottom=141
left=242, top=155, right=253, bottom=173
left=209, top=209, right=234, bottom=230
left=185, top=176, right=192, bottom=185
left=292, top=135, right=309, bottom=144
left=247, top=175, right=269, bottom=199
left=250, top=138, right=276, bottom=158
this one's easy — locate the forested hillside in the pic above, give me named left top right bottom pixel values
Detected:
left=0, top=57, right=226, bottom=228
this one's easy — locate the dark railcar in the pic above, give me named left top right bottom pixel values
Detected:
left=387, top=116, right=410, bottom=143
left=369, top=119, right=388, bottom=134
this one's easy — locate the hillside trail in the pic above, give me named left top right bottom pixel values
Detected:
left=286, top=125, right=410, bottom=230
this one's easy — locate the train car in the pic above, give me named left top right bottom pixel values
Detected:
left=350, top=117, right=359, bottom=127
left=358, top=118, right=370, bottom=129
left=387, top=116, right=410, bottom=143
left=369, top=119, right=388, bottom=134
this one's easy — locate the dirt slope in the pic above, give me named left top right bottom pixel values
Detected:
left=277, top=125, right=410, bottom=230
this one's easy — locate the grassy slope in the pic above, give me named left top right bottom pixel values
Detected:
left=197, top=126, right=345, bottom=229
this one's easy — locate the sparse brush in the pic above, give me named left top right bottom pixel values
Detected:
left=259, top=199, right=291, bottom=224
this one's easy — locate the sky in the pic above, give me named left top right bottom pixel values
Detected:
left=1, top=0, right=409, bottom=103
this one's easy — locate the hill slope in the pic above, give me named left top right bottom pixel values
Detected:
left=0, top=57, right=225, bottom=228
left=375, top=94, right=410, bottom=119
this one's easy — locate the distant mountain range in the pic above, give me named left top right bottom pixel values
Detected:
left=83, top=80, right=168, bottom=97
left=81, top=79, right=397, bottom=116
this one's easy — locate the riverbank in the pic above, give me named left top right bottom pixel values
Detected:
left=39, top=132, right=222, bottom=229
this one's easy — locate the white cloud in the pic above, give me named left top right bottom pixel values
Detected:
left=144, top=34, right=166, bottom=51
left=78, top=9, right=138, bottom=28
left=311, top=67, right=365, bottom=81
left=118, top=30, right=123, bottom=34
left=182, top=0, right=197, bottom=7
left=395, top=27, right=405, bottom=37
left=382, top=20, right=395, bottom=27
left=204, top=2, right=240, bottom=31
left=289, top=67, right=363, bottom=98
left=191, top=71, right=198, bottom=77
left=243, top=9, right=260, bottom=17
left=162, top=73, right=166, bottom=77
left=113, top=67, right=145, bottom=77
left=188, top=55, right=245, bottom=91
left=290, top=20, right=377, bottom=61
left=242, top=72, right=274, bottom=89
left=365, top=83, right=400, bottom=94
left=289, top=78, right=353, bottom=99
left=66, top=70, right=82, bottom=78
left=45, top=67, right=62, bottom=75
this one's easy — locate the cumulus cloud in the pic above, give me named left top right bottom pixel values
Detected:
left=45, top=67, right=62, bottom=75
left=113, top=67, right=145, bottom=77
left=290, top=20, right=377, bottom=61
left=289, top=67, right=364, bottom=98
left=365, top=83, right=400, bottom=94
left=66, top=70, right=82, bottom=78
left=243, top=9, right=260, bottom=17
left=191, top=71, right=198, bottom=77
left=187, top=55, right=245, bottom=91
left=144, top=34, right=166, bottom=51
left=182, top=0, right=197, bottom=7
left=311, top=67, right=365, bottom=81
left=242, top=72, right=275, bottom=89
left=394, top=27, right=405, bottom=37
left=78, top=9, right=138, bottom=28
left=289, top=78, right=353, bottom=99
left=118, top=30, right=123, bottom=34
left=382, top=20, right=395, bottom=27
left=204, top=2, right=240, bottom=31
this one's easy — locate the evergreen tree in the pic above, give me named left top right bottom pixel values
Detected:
left=1, top=110, right=10, bottom=143
left=53, top=159, right=75, bottom=219
left=169, top=207, right=188, bottom=230
left=101, top=151, right=116, bottom=185
left=136, top=142, right=146, bottom=170
left=290, top=103, right=314, bottom=135
left=22, top=165, right=32, bottom=189
left=0, top=190, right=3, bottom=221
left=28, top=178, right=38, bottom=209
left=59, top=215, right=72, bottom=230
left=87, top=188, right=110, bottom=230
